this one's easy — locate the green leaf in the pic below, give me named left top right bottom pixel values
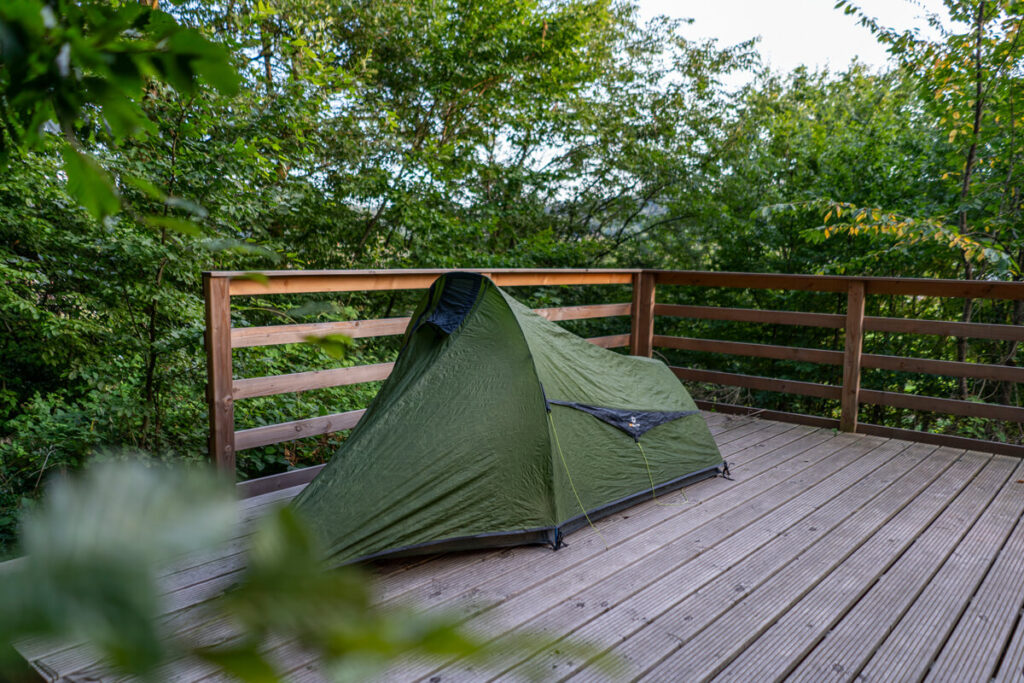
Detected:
left=195, top=57, right=241, bottom=96
left=121, top=175, right=166, bottom=201
left=145, top=215, right=202, bottom=236
left=194, top=644, right=280, bottom=683
left=61, top=146, right=120, bottom=219
left=231, top=272, right=270, bottom=285
left=2, top=463, right=237, bottom=677
left=305, top=333, right=355, bottom=360
left=164, top=196, right=208, bottom=218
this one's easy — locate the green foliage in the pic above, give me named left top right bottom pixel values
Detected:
left=2, top=0, right=1023, bottom=561
left=205, top=506, right=488, bottom=682
left=0, top=462, right=236, bottom=675
left=0, top=0, right=240, bottom=218
left=827, top=0, right=1024, bottom=279
left=1, top=462, right=584, bottom=681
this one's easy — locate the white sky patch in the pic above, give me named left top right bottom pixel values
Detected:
left=638, top=0, right=948, bottom=76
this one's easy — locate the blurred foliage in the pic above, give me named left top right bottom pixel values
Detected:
left=826, top=0, right=1024, bottom=276
left=0, top=462, right=238, bottom=676
left=0, top=462, right=598, bottom=680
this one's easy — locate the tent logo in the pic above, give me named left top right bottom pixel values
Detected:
left=629, top=416, right=639, bottom=428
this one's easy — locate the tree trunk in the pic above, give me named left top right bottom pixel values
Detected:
left=954, top=0, right=987, bottom=401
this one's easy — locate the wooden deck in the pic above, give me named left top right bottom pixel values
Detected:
left=13, top=412, right=1024, bottom=682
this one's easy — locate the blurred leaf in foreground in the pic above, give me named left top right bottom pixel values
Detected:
left=0, top=461, right=607, bottom=681
left=0, top=461, right=236, bottom=676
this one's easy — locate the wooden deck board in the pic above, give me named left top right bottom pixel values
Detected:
left=642, top=448, right=981, bottom=681
left=788, top=457, right=1024, bottom=683
left=716, top=453, right=1017, bottom=681
left=8, top=413, right=1024, bottom=683
left=243, top=420, right=828, bottom=680
left=997, top=606, right=1024, bottom=682
left=859, top=459, right=1024, bottom=683
left=924, top=471, right=1024, bottom=682
left=461, top=432, right=913, bottom=681
left=368, top=430, right=862, bottom=681
left=562, top=441, right=941, bottom=681
left=92, top=416, right=802, bottom=683
left=406, top=431, right=887, bottom=682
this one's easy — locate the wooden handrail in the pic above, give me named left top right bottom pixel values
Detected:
left=230, top=303, right=633, bottom=349
left=840, top=281, right=866, bottom=432
left=670, top=367, right=842, bottom=400
left=204, top=269, right=1024, bottom=483
left=650, top=272, right=1023, bottom=455
left=535, top=302, right=632, bottom=321
left=630, top=272, right=656, bottom=356
left=235, top=409, right=366, bottom=451
left=233, top=363, right=396, bottom=400
left=204, top=270, right=638, bottom=470
left=653, top=335, right=844, bottom=365
left=233, top=336, right=626, bottom=407
left=203, top=275, right=235, bottom=473
left=216, top=268, right=637, bottom=296
left=654, top=304, right=846, bottom=329
left=232, top=318, right=411, bottom=348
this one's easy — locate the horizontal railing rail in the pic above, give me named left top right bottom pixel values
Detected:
left=204, top=268, right=1024, bottom=494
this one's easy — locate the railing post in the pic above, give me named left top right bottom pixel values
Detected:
left=840, top=280, right=866, bottom=432
left=630, top=271, right=656, bottom=357
left=204, top=273, right=236, bottom=473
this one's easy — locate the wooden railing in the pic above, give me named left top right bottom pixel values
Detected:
left=204, top=269, right=639, bottom=492
left=644, top=272, right=1024, bottom=458
left=204, top=269, right=1024, bottom=492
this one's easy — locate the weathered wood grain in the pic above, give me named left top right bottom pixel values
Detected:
left=718, top=454, right=1016, bottom=682
left=924, top=473, right=1024, bottom=682
left=13, top=414, right=1022, bottom=683
left=642, top=448, right=979, bottom=682
left=651, top=270, right=1024, bottom=299
left=384, top=432, right=888, bottom=681
left=203, top=274, right=235, bottom=471
left=232, top=362, right=394, bottom=399
left=840, top=280, right=865, bottom=432
left=672, top=366, right=842, bottom=400
left=789, top=458, right=1024, bottom=683
left=630, top=272, right=656, bottom=357
left=119, top=418, right=806, bottom=683
left=485, top=436, right=918, bottom=683
left=220, top=269, right=636, bottom=296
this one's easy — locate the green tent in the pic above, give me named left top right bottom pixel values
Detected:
left=292, top=272, right=724, bottom=566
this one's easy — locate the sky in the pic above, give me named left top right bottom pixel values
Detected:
left=638, top=0, right=948, bottom=75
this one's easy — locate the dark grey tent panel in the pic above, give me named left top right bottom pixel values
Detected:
left=292, top=272, right=724, bottom=565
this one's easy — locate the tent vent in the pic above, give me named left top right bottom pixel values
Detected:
left=548, top=400, right=698, bottom=441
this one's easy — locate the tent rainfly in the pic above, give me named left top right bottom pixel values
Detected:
left=292, top=272, right=725, bottom=566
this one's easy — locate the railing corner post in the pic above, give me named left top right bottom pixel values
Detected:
left=204, top=273, right=236, bottom=474
left=840, top=280, right=866, bottom=432
left=631, top=271, right=656, bottom=357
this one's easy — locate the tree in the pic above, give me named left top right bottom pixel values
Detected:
left=0, top=0, right=239, bottom=218
left=821, top=0, right=1024, bottom=402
